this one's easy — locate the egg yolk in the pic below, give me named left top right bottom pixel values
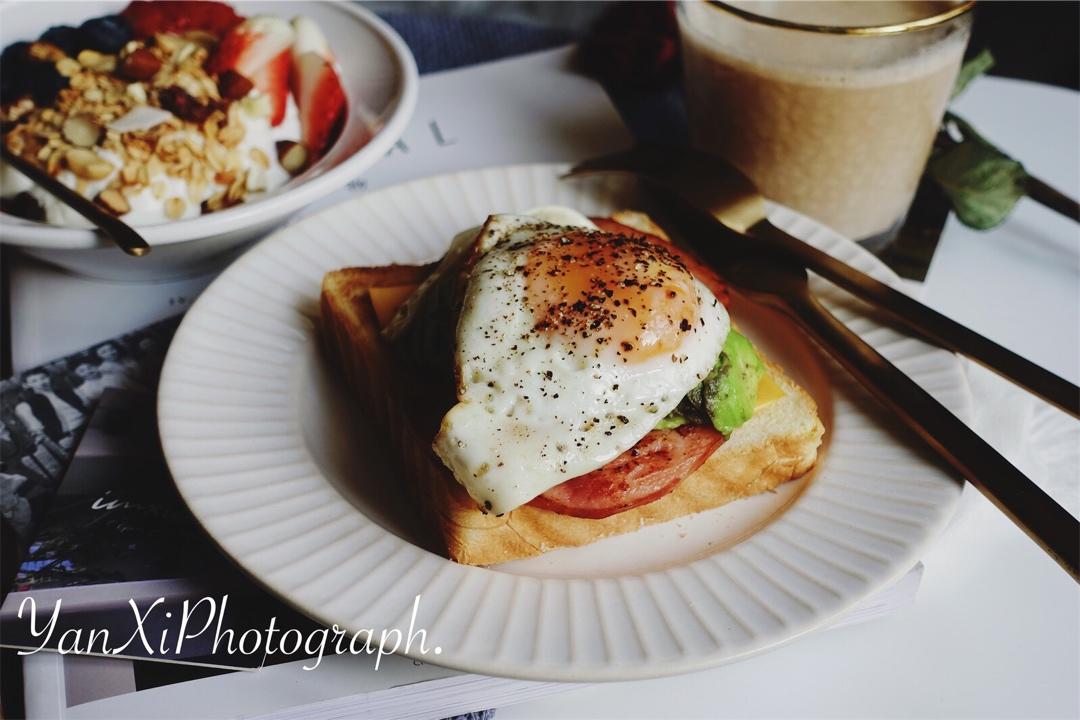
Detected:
left=521, top=230, right=701, bottom=363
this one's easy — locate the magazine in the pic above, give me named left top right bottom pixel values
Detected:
left=23, top=651, right=526, bottom=720
left=11, top=390, right=212, bottom=592
left=1, top=389, right=322, bottom=668
left=0, top=317, right=180, bottom=552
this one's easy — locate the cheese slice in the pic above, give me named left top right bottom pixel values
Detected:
left=755, top=373, right=785, bottom=408
left=370, top=284, right=419, bottom=328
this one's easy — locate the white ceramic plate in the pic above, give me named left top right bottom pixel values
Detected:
left=158, top=164, right=970, bottom=681
left=0, top=1, right=418, bottom=280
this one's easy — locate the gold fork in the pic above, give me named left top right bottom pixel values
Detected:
left=567, top=147, right=1079, bottom=581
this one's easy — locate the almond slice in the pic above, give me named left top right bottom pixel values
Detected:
left=276, top=141, right=309, bottom=176
left=76, top=49, right=116, bottom=73
left=218, top=124, right=245, bottom=148
left=65, top=149, right=113, bottom=180
left=164, top=196, right=186, bottom=220
left=249, top=147, right=270, bottom=169
left=62, top=114, right=102, bottom=148
left=56, top=57, right=81, bottom=78
left=121, top=162, right=140, bottom=184
left=95, top=189, right=130, bottom=215
left=108, top=106, right=174, bottom=133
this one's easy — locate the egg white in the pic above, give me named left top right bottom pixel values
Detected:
left=433, top=212, right=730, bottom=515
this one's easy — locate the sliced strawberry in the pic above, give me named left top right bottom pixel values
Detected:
left=121, top=1, right=243, bottom=39
left=208, top=16, right=294, bottom=126
left=248, top=51, right=291, bottom=126
left=290, top=16, right=346, bottom=157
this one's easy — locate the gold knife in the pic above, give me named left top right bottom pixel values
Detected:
left=568, top=143, right=1079, bottom=419
left=564, top=163, right=1080, bottom=580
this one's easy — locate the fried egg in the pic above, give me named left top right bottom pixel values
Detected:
left=433, top=210, right=730, bottom=515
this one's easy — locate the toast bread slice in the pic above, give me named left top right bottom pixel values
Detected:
left=321, top=253, right=824, bottom=566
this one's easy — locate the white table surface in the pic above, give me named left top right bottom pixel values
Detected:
left=501, top=77, right=1080, bottom=720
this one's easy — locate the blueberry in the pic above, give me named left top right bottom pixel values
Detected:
left=0, top=72, right=26, bottom=106
left=1, top=41, right=31, bottom=66
left=40, top=25, right=80, bottom=57
left=0, top=42, right=31, bottom=105
left=78, top=14, right=132, bottom=54
left=0, top=193, right=46, bottom=223
left=25, top=62, right=68, bottom=106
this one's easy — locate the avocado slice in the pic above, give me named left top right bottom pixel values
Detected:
left=658, top=330, right=765, bottom=436
left=700, top=330, right=766, bottom=435
left=654, top=407, right=690, bottom=430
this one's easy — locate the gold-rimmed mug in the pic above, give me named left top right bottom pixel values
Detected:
left=678, top=1, right=975, bottom=243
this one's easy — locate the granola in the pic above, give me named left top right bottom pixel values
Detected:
left=1, top=2, right=347, bottom=227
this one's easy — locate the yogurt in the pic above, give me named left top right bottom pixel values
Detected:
left=1, top=95, right=301, bottom=227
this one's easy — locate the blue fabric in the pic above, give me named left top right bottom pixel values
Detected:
left=378, top=11, right=687, bottom=143
left=380, top=12, right=577, bottom=74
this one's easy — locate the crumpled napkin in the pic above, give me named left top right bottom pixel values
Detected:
left=962, top=360, right=1079, bottom=517
left=902, top=277, right=1078, bottom=523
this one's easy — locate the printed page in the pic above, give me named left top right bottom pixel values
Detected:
left=1, top=322, right=178, bottom=554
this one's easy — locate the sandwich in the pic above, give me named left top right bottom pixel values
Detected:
left=321, top=207, right=824, bottom=565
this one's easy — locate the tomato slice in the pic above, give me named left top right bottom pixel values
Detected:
left=590, top=217, right=731, bottom=306
left=528, top=426, right=724, bottom=519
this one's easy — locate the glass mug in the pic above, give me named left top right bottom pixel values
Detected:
left=678, top=1, right=974, bottom=243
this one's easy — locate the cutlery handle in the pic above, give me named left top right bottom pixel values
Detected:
left=1023, top=174, right=1080, bottom=223
left=774, top=283, right=1080, bottom=582
left=0, top=146, right=151, bottom=257
left=752, top=220, right=1080, bottom=420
